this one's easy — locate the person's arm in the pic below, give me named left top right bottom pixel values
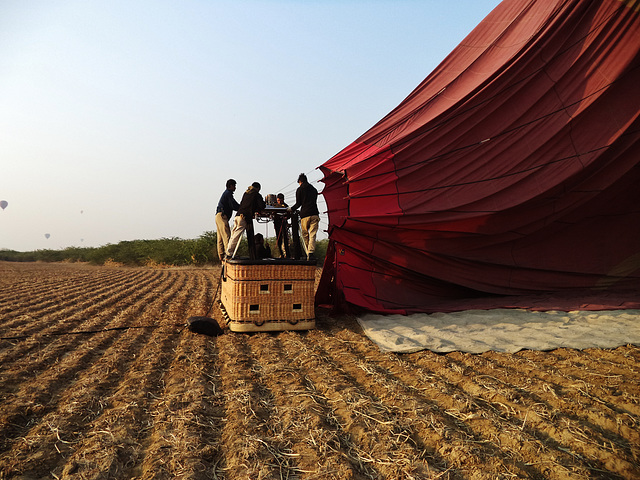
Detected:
left=231, top=194, right=240, bottom=211
left=289, top=187, right=302, bottom=211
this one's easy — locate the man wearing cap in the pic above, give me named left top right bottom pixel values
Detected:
left=288, top=173, right=320, bottom=261
left=226, top=182, right=266, bottom=260
left=215, top=179, right=240, bottom=261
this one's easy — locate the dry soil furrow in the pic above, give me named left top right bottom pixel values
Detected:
left=0, top=269, right=153, bottom=330
left=136, top=334, right=224, bottom=479
left=477, top=349, right=640, bottom=447
left=0, top=269, right=152, bottom=338
left=0, top=326, right=160, bottom=479
left=469, top=350, right=640, bottom=475
left=0, top=313, right=115, bottom=395
left=406, top=345, right=636, bottom=480
left=610, top=343, right=640, bottom=364
left=0, top=268, right=130, bottom=313
left=214, top=332, right=293, bottom=480
left=545, top=347, right=640, bottom=391
left=321, top=321, right=554, bottom=472
left=400, top=348, right=621, bottom=479
left=485, top=348, right=640, bottom=427
left=542, top=348, right=640, bottom=389
left=328, top=317, right=623, bottom=479
left=574, top=340, right=640, bottom=366
left=0, top=269, right=180, bottom=403
left=247, top=332, right=371, bottom=480
left=136, top=331, right=226, bottom=480
left=309, top=327, right=566, bottom=480
left=582, top=347, right=640, bottom=417
left=0, top=268, right=97, bottom=295
left=0, top=271, right=186, bottom=436
left=0, top=269, right=167, bottom=365
left=0, top=263, right=37, bottom=284
left=158, top=271, right=214, bottom=328
left=2, top=274, right=134, bottom=318
left=2, top=263, right=639, bottom=480
left=440, top=350, right=639, bottom=479
left=68, top=270, right=221, bottom=479
left=0, top=277, right=82, bottom=304
left=57, top=277, right=199, bottom=479
left=0, top=270, right=192, bottom=478
left=0, top=263, right=100, bottom=285
left=518, top=346, right=640, bottom=391
left=188, top=269, right=219, bottom=318
left=283, top=329, right=454, bottom=480
left=0, top=268, right=123, bottom=305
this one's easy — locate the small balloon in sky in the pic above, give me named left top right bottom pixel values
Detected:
left=0, top=200, right=7, bottom=210
left=45, top=233, right=51, bottom=239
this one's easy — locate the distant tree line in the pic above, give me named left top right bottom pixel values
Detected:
left=0, top=231, right=328, bottom=267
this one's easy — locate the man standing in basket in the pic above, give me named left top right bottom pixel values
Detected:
left=215, top=179, right=240, bottom=261
left=274, top=193, right=291, bottom=258
left=288, top=173, right=320, bottom=261
left=226, top=182, right=266, bottom=260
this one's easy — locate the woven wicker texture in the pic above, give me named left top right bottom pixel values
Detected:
left=224, top=262, right=315, bottom=281
left=221, top=262, right=316, bottom=330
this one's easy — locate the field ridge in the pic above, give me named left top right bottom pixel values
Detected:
left=1, top=262, right=638, bottom=479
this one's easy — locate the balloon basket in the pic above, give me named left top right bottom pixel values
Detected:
left=220, top=258, right=316, bottom=332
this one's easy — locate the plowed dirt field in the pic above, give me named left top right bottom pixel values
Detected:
left=1, top=261, right=639, bottom=480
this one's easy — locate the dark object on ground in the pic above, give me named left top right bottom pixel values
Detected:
left=187, top=316, right=224, bottom=337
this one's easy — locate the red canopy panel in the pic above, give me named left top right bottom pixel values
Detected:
left=317, top=0, right=640, bottom=314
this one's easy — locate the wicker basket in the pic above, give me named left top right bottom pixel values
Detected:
left=221, top=258, right=316, bottom=332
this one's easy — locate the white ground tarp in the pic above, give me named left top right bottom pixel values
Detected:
left=357, top=309, right=640, bottom=354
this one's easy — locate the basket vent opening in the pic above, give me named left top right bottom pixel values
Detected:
left=260, top=284, right=269, bottom=293
left=249, top=304, right=260, bottom=314
left=293, top=303, right=302, bottom=311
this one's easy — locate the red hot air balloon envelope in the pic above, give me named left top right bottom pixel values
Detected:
left=45, top=234, right=50, bottom=239
left=317, top=0, right=640, bottom=315
left=0, top=200, right=7, bottom=210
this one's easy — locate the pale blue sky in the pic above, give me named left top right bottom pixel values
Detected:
left=1, top=0, right=501, bottom=251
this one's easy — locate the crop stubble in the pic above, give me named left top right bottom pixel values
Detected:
left=0, top=262, right=638, bottom=479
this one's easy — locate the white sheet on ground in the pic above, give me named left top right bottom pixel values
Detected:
left=356, top=309, right=640, bottom=353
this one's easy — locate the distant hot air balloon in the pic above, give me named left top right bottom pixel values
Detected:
left=45, top=233, right=50, bottom=239
left=0, top=200, right=7, bottom=210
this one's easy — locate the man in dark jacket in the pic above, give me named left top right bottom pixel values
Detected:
left=226, top=182, right=266, bottom=259
left=289, top=173, right=320, bottom=261
left=215, top=179, right=240, bottom=260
